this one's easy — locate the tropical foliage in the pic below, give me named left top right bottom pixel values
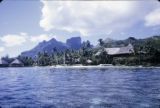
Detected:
left=2, top=36, right=160, bottom=67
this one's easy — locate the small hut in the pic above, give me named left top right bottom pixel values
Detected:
left=10, top=59, right=24, bottom=67
left=0, top=59, right=9, bottom=67
left=75, top=58, right=80, bottom=64
left=86, top=59, right=93, bottom=65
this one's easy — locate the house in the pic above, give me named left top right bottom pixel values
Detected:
left=0, top=59, right=9, bottom=67
left=86, top=59, right=93, bottom=64
left=96, top=44, right=134, bottom=57
left=74, top=58, right=80, bottom=64
left=10, top=59, right=24, bottom=67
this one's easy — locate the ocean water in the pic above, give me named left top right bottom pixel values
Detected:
left=0, top=67, right=160, bottom=108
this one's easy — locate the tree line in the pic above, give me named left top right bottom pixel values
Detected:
left=2, top=36, right=160, bottom=67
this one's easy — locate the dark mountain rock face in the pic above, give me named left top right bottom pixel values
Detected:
left=66, top=37, right=82, bottom=50
left=21, top=37, right=82, bottom=58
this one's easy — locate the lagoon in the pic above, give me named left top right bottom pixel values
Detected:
left=0, top=67, right=160, bottom=107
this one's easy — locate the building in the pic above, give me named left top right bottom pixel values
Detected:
left=96, top=44, right=134, bottom=57
left=10, top=59, right=24, bottom=67
left=74, top=58, right=80, bottom=64
left=86, top=59, right=93, bottom=64
left=0, top=59, right=9, bottom=67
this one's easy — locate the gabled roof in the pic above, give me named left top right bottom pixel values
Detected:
left=96, top=44, right=134, bottom=56
left=86, top=59, right=92, bottom=63
left=11, top=59, right=23, bottom=65
left=105, top=48, right=120, bottom=55
left=0, top=59, right=9, bottom=65
left=105, top=44, right=134, bottom=55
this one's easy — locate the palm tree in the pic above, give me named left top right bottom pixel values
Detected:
left=98, top=39, right=104, bottom=47
left=53, top=47, right=58, bottom=65
left=99, top=48, right=109, bottom=64
left=138, top=46, right=143, bottom=65
left=65, top=49, right=72, bottom=65
left=86, top=40, right=91, bottom=49
left=37, top=52, right=42, bottom=66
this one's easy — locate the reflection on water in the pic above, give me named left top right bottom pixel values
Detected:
left=0, top=67, right=160, bottom=107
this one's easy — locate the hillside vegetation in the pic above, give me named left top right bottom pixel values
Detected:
left=2, top=35, right=160, bottom=67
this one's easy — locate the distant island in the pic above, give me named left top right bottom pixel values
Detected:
left=1, top=35, right=160, bottom=67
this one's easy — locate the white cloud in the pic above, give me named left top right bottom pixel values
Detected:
left=40, top=1, right=137, bottom=35
left=20, top=32, right=28, bottom=36
left=145, top=8, right=160, bottom=27
left=0, top=33, right=55, bottom=48
left=0, top=33, right=56, bottom=58
left=30, top=34, right=53, bottom=43
left=106, top=30, right=113, bottom=35
left=0, top=47, right=4, bottom=52
left=1, top=34, right=27, bottom=47
left=40, top=1, right=158, bottom=36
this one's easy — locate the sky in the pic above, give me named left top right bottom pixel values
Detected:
left=0, top=0, right=160, bottom=57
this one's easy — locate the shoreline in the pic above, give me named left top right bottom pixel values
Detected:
left=1, top=65, right=160, bottom=69
left=49, top=65, right=160, bottom=69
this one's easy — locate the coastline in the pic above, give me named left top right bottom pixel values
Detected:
left=1, top=65, right=160, bottom=69
left=48, top=65, right=160, bottom=69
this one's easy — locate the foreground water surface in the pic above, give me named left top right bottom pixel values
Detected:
left=0, top=67, right=160, bottom=108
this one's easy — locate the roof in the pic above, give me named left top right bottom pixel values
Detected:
left=86, top=59, right=92, bottom=63
left=106, top=44, right=134, bottom=55
left=95, top=51, right=101, bottom=56
left=96, top=44, right=134, bottom=56
left=105, top=48, right=120, bottom=55
left=0, top=59, right=9, bottom=65
left=11, top=59, right=23, bottom=65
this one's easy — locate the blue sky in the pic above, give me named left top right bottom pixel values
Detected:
left=0, top=0, right=160, bottom=57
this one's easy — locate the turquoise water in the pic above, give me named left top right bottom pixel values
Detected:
left=0, top=67, right=160, bottom=108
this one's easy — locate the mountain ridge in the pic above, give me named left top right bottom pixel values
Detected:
left=21, top=35, right=160, bottom=58
left=21, top=37, right=82, bottom=58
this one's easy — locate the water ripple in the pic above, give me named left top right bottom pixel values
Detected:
left=0, top=67, right=160, bottom=107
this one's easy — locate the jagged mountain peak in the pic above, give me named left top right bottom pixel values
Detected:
left=21, top=37, right=82, bottom=58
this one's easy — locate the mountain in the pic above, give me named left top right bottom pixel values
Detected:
left=66, top=37, right=81, bottom=50
left=102, top=36, right=160, bottom=49
left=21, top=35, right=160, bottom=58
left=94, top=36, right=160, bottom=50
left=21, top=37, right=82, bottom=58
